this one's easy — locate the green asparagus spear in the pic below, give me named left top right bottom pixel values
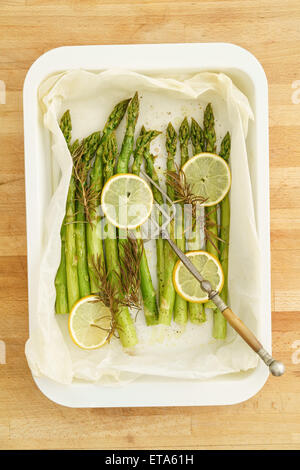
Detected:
left=213, top=132, right=231, bottom=339
left=55, top=110, right=72, bottom=313
left=116, top=95, right=140, bottom=252
left=75, top=201, right=90, bottom=298
left=178, top=117, right=190, bottom=166
left=132, top=128, right=161, bottom=176
left=165, top=122, right=177, bottom=200
left=117, top=92, right=139, bottom=174
left=204, top=104, right=218, bottom=261
left=188, top=118, right=206, bottom=324
left=220, top=131, right=231, bottom=163
left=103, top=133, right=138, bottom=347
left=59, top=109, right=72, bottom=147
left=83, top=131, right=101, bottom=161
left=102, top=99, right=131, bottom=138
left=131, top=127, right=160, bottom=325
left=103, top=132, right=117, bottom=181
left=74, top=133, right=100, bottom=298
left=65, top=149, right=81, bottom=310
left=55, top=221, right=69, bottom=314
left=118, top=124, right=160, bottom=240
left=174, top=119, right=189, bottom=325
left=87, top=99, right=130, bottom=292
left=138, top=244, right=159, bottom=326
left=204, top=103, right=217, bottom=153
left=143, top=145, right=164, bottom=206
left=159, top=123, right=178, bottom=325
left=143, top=144, right=165, bottom=304
left=56, top=111, right=80, bottom=310
left=203, top=104, right=226, bottom=337
left=191, top=118, right=204, bottom=155
left=86, top=138, right=103, bottom=293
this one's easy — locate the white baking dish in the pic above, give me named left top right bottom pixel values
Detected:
left=23, top=43, right=270, bottom=407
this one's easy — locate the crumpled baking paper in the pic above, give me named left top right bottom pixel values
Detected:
left=25, top=69, right=260, bottom=385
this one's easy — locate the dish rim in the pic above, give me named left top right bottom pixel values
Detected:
left=23, top=42, right=270, bottom=407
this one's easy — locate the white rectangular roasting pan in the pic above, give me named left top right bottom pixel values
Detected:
left=23, top=43, right=270, bottom=407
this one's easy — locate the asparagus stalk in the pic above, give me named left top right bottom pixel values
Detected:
left=132, top=128, right=161, bottom=176
left=87, top=99, right=130, bottom=292
left=65, top=181, right=80, bottom=309
left=86, top=137, right=103, bottom=293
left=188, top=118, right=206, bottom=324
left=55, top=221, right=69, bottom=313
left=117, top=92, right=139, bottom=174
left=65, top=157, right=81, bottom=309
left=173, top=119, right=189, bottom=325
left=74, top=133, right=100, bottom=298
left=75, top=198, right=90, bottom=298
left=178, top=117, right=190, bottom=166
left=159, top=123, right=178, bottom=325
left=204, top=103, right=217, bottom=154
left=103, top=133, right=138, bottom=347
left=102, top=99, right=131, bottom=138
left=166, top=122, right=176, bottom=200
left=143, top=143, right=165, bottom=304
left=59, top=109, right=72, bottom=147
left=116, top=95, right=140, bottom=262
left=204, top=104, right=226, bottom=337
left=191, top=117, right=204, bottom=155
left=204, top=104, right=218, bottom=262
left=131, top=127, right=160, bottom=325
left=103, top=132, right=118, bottom=181
left=56, top=110, right=80, bottom=310
left=213, top=132, right=231, bottom=339
left=143, top=144, right=164, bottom=206
left=55, top=110, right=73, bottom=313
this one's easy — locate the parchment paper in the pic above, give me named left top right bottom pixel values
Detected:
left=25, top=69, right=260, bottom=385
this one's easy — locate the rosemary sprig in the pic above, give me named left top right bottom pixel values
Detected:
left=166, top=168, right=224, bottom=253
left=91, top=235, right=143, bottom=335
left=166, top=168, right=207, bottom=218
left=117, top=233, right=143, bottom=311
left=72, top=139, right=100, bottom=227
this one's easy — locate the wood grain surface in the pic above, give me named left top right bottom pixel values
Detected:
left=0, top=0, right=300, bottom=450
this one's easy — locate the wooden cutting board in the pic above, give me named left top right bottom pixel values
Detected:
left=0, top=0, right=299, bottom=450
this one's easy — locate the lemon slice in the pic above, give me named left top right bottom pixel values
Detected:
left=182, top=153, right=231, bottom=206
left=173, top=250, right=224, bottom=303
left=101, top=174, right=153, bottom=229
left=68, top=295, right=113, bottom=349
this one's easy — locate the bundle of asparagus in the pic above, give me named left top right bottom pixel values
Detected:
left=54, top=93, right=231, bottom=349
left=203, top=103, right=230, bottom=339
left=173, top=119, right=188, bottom=325
left=87, top=99, right=130, bottom=293
left=143, top=140, right=165, bottom=305
left=156, top=105, right=230, bottom=337
left=188, top=118, right=206, bottom=324
left=131, top=126, right=161, bottom=326
left=158, top=123, right=178, bottom=325
left=55, top=99, right=139, bottom=348
left=215, top=131, right=231, bottom=339
left=102, top=132, right=138, bottom=348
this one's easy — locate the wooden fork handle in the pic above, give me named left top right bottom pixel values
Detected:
left=221, top=307, right=262, bottom=352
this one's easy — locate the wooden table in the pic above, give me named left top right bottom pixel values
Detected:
left=0, top=0, right=299, bottom=450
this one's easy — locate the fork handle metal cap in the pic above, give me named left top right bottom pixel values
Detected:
left=257, top=348, right=285, bottom=376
